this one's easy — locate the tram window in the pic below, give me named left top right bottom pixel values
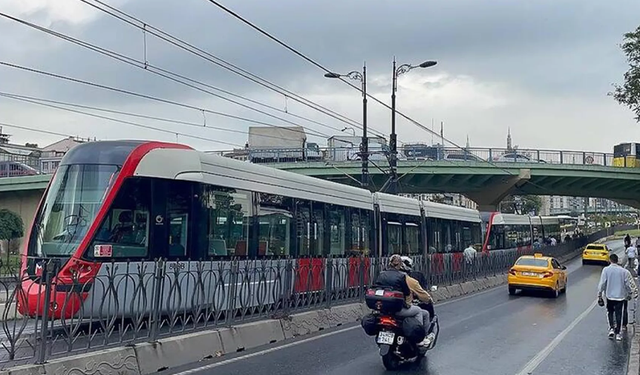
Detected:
left=167, top=181, right=192, bottom=258
left=200, top=186, right=250, bottom=257
left=427, top=218, right=439, bottom=253
left=90, top=177, right=151, bottom=259
left=405, top=223, right=420, bottom=255
left=313, top=205, right=325, bottom=256
left=361, top=210, right=372, bottom=255
left=296, top=200, right=312, bottom=256
left=488, top=225, right=505, bottom=250
left=442, top=221, right=453, bottom=252
left=328, top=205, right=346, bottom=255
left=257, top=193, right=293, bottom=256
left=387, top=222, right=402, bottom=254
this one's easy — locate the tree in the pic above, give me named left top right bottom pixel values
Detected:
left=610, top=25, right=640, bottom=121
left=500, top=195, right=542, bottom=215
left=0, top=209, right=24, bottom=263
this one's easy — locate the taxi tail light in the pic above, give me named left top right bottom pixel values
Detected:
left=508, top=269, right=517, bottom=276
left=379, top=316, right=398, bottom=327
left=542, top=271, right=554, bottom=278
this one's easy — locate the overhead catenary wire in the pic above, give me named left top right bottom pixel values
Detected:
left=0, top=92, right=244, bottom=147
left=0, top=60, right=330, bottom=140
left=77, top=0, right=386, bottom=139
left=0, top=121, right=84, bottom=140
left=201, top=0, right=570, bottom=197
left=202, top=0, right=463, bottom=150
left=0, top=11, right=341, bottom=139
left=0, top=91, right=309, bottom=144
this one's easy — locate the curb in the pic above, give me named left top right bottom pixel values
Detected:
left=0, top=241, right=611, bottom=374
left=628, top=324, right=640, bottom=375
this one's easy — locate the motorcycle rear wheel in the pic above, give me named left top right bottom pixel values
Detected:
left=382, top=353, right=401, bottom=370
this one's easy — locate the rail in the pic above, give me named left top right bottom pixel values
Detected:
left=0, top=226, right=626, bottom=367
left=203, top=146, right=622, bottom=167
left=0, top=145, right=632, bottom=179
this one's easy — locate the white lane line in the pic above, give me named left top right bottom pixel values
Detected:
left=173, top=325, right=360, bottom=375
left=514, top=299, right=598, bottom=375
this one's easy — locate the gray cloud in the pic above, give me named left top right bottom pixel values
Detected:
left=0, top=0, right=638, bottom=152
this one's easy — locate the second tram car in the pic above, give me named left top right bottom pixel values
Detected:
left=19, top=140, right=483, bottom=319
left=481, top=212, right=561, bottom=252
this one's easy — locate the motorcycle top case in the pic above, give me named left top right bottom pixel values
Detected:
left=365, top=288, right=405, bottom=313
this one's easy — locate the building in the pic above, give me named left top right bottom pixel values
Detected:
left=0, top=126, right=41, bottom=168
left=39, top=137, right=88, bottom=174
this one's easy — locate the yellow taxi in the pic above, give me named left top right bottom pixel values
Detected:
left=582, top=243, right=611, bottom=265
left=508, top=253, right=568, bottom=298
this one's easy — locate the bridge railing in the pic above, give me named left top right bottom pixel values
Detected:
left=0, top=146, right=622, bottom=178
left=208, top=146, right=617, bottom=167
left=0, top=226, right=625, bottom=367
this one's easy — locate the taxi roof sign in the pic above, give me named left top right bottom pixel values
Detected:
left=533, top=253, right=544, bottom=258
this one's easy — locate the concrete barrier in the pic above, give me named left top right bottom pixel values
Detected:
left=0, top=243, right=608, bottom=374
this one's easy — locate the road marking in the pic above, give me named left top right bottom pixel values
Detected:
left=172, top=325, right=360, bottom=375
left=514, top=299, right=598, bottom=375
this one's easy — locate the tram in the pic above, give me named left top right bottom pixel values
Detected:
left=481, top=212, right=561, bottom=252
left=18, top=140, right=483, bottom=319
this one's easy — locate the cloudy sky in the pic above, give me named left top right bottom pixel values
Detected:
left=0, top=0, right=639, bottom=153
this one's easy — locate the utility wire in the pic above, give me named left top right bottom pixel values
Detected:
left=0, top=60, right=329, bottom=139
left=0, top=91, right=309, bottom=144
left=202, top=0, right=456, bottom=148
left=200, top=0, right=566, bottom=196
left=0, top=11, right=340, bottom=139
left=0, top=121, right=84, bottom=139
left=0, top=92, right=243, bottom=147
left=78, top=0, right=384, bottom=139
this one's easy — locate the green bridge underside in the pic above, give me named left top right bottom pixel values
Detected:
left=2, top=161, right=640, bottom=208
left=273, top=161, right=640, bottom=208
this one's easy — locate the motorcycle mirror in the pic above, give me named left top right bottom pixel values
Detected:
left=430, top=286, right=438, bottom=292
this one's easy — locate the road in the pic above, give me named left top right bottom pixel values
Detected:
left=167, top=240, right=635, bottom=375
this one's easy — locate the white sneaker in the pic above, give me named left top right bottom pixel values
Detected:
left=608, top=328, right=615, bottom=338
left=616, top=333, right=623, bottom=341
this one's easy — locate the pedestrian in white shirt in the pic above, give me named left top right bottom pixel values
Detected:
left=598, top=253, right=633, bottom=341
left=626, top=245, right=637, bottom=276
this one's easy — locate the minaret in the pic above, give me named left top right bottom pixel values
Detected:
left=507, top=127, right=512, bottom=150
left=466, top=135, right=470, bottom=149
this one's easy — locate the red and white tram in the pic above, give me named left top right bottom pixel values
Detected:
left=481, top=212, right=561, bottom=253
left=18, top=140, right=483, bottom=319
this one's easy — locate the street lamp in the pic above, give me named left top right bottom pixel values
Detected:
left=341, top=127, right=356, bottom=136
left=325, top=63, right=369, bottom=189
left=388, top=58, right=437, bottom=195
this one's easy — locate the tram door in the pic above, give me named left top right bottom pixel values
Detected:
left=149, top=179, right=194, bottom=314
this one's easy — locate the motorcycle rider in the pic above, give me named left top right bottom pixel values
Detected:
left=400, top=256, right=436, bottom=322
left=374, top=254, right=430, bottom=347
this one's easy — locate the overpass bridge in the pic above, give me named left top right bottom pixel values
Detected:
left=271, top=160, right=640, bottom=211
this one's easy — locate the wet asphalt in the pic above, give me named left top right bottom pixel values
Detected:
left=167, top=240, right=634, bottom=375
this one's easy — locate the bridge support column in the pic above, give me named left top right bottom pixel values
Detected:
left=466, top=169, right=531, bottom=212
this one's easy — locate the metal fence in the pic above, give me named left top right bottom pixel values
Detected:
left=203, top=146, right=619, bottom=168
left=0, top=226, right=625, bottom=368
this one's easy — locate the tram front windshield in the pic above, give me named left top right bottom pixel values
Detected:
left=28, top=164, right=119, bottom=257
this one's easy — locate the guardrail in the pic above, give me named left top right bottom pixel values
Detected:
left=0, top=145, right=626, bottom=179
left=0, top=226, right=625, bottom=368
left=203, top=146, right=623, bottom=167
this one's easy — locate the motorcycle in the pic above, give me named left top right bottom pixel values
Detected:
left=362, top=286, right=440, bottom=370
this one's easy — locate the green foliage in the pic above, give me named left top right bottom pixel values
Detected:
left=611, top=25, right=640, bottom=122
left=500, top=195, right=542, bottom=215
left=0, top=209, right=24, bottom=241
